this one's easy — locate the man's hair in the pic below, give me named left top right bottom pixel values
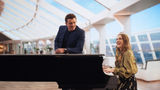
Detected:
left=65, top=13, right=76, bottom=23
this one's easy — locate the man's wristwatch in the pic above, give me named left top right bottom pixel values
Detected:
left=64, top=48, right=67, bottom=53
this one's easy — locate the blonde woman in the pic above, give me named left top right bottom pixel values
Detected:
left=103, top=33, right=138, bottom=90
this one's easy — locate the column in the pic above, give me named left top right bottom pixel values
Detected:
left=20, top=41, right=23, bottom=54
left=36, top=41, right=39, bottom=54
left=12, top=42, right=16, bottom=54
left=84, top=30, right=91, bottom=54
left=114, top=15, right=131, bottom=36
left=50, top=38, right=54, bottom=54
left=94, top=24, right=106, bottom=55
left=42, top=40, right=47, bottom=54
left=14, top=42, right=19, bottom=54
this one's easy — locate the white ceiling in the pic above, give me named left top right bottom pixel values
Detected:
left=0, top=0, right=159, bottom=42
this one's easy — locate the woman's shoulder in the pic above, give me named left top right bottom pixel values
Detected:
left=124, top=49, right=134, bottom=56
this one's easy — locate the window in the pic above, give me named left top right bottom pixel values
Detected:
left=150, top=32, right=160, bottom=41
left=110, top=38, right=116, bottom=44
left=131, top=36, right=136, bottom=42
left=138, top=34, right=148, bottom=41
left=153, top=43, right=160, bottom=59
left=141, top=43, right=153, bottom=60
left=131, top=44, right=139, bottom=51
left=106, top=45, right=113, bottom=56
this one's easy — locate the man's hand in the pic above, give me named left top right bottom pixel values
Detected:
left=55, top=48, right=65, bottom=54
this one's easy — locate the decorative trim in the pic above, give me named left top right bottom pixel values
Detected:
left=15, top=0, right=40, bottom=30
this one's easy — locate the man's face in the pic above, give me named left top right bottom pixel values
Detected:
left=66, top=18, right=77, bottom=31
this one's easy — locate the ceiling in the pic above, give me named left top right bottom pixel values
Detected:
left=0, top=0, right=159, bottom=42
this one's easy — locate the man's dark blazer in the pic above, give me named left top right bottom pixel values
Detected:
left=54, top=25, right=85, bottom=54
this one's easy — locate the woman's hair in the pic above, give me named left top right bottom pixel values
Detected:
left=116, top=33, right=131, bottom=61
left=65, top=13, right=76, bottom=23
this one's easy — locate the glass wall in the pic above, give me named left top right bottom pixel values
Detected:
left=90, top=29, right=160, bottom=67
left=152, top=42, right=160, bottom=59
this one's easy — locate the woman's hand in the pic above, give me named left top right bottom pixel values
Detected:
left=102, top=66, right=115, bottom=73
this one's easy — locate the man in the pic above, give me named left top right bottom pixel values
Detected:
left=54, top=13, right=87, bottom=90
left=54, top=13, right=85, bottom=54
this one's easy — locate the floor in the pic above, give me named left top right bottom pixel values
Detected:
left=0, top=80, right=159, bottom=90
left=0, top=82, right=60, bottom=90
left=137, top=79, right=160, bottom=90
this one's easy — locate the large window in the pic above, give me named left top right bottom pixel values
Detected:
left=131, top=36, right=136, bottom=42
left=138, top=34, right=148, bottom=41
left=141, top=43, right=153, bottom=60
left=131, top=44, right=139, bottom=51
left=150, top=32, right=160, bottom=41
left=153, top=43, right=160, bottom=59
left=131, top=44, right=142, bottom=63
left=110, top=38, right=116, bottom=44
left=90, top=41, right=99, bottom=54
left=134, top=52, right=143, bottom=64
left=112, top=45, right=116, bottom=55
left=106, top=45, right=113, bottom=56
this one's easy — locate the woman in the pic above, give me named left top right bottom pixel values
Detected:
left=103, top=33, right=138, bottom=90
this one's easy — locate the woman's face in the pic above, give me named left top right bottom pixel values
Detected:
left=116, top=35, right=123, bottom=49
